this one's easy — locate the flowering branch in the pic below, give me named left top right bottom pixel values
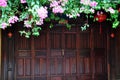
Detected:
left=0, top=0, right=120, bottom=38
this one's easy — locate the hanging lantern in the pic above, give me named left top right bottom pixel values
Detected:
left=8, top=32, right=13, bottom=38
left=110, top=33, right=115, bottom=38
left=94, top=11, right=107, bottom=22
left=94, top=11, right=107, bottom=34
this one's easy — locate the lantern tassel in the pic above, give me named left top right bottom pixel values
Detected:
left=100, top=23, right=102, bottom=34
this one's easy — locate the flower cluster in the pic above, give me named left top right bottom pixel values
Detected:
left=0, top=0, right=7, bottom=7
left=50, top=0, right=65, bottom=14
left=20, top=0, right=26, bottom=3
left=8, top=16, right=19, bottom=24
left=0, top=0, right=120, bottom=38
left=37, top=7, right=48, bottom=19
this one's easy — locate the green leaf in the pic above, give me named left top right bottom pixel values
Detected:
left=49, top=24, right=53, bottom=28
left=50, top=13, right=55, bottom=20
left=112, top=20, right=119, bottom=28
left=19, top=30, right=31, bottom=38
left=45, top=18, right=51, bottom=22
left=32, top=32, right=40, bottom=36
left=40, top=0, right=47, bottom=5
left=66, top=24, right=71, bottom=30
left=55, top=17, right=60, bottom=21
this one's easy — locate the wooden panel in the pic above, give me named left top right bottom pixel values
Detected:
left=78, top=75, right=92, bottom=80
left=65, top=57, right=76, bottom=74
left=65, top=57, right=70, bottom=74
left=79, top=49, right=91, bottom=74
left=16, top=78, right=31, bottom=80
left=65, top=34, right=76, bottom=49
left=71, top=57, right=76, bottom=74
left=49, top=49, right=63, bottom=75
left=79, top=57, right=91, bottom=74
left=34, top=77, right=47, bottom=80
left=17, top=59, right=24, bottom=76
left=15, top=35, right=31, bottom=50
left=79, top=32, right=90, bottom=48
left=16, top=58, right=31, bottom=76
left=95, top=57, right=104, bottom=73
left=65, top=76, right=77, bottom=80
left=64, top=49, right=76, bottom=57
left=51, top=76, right=62, bottom=80
left=56, top=58, right=63, bottom=74
left=94, top=74, right=107, bottom=80
left=94, top=48, right=107, bottom=80
left=34, top=58, right=46, bottom=75
left=64, top=49, right=76, bottom=75
left=49, top=57, right=63, bottom=75
left=50, top=33, right=62, bottom=49
left=94, top=48, right=106, bottom=73
left=50, top=49, right=62, bottom=57
left=25, top=59, right=31, bottom=76
left=34, top=33, right=47, bottom=49
left=93, top=29, right=107, bottom=48
left=80, top=49, right=90, bottom=57
left=17, top=51, right=31, bottom=57
left=35, top=51, right=47, bottom=57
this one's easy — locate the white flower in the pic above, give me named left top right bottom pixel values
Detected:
left=107, top=7, right=115, bottom=14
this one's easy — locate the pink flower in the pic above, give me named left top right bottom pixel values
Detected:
left=0, top=0, right=7, bottom=7
left=37, top=7, right=48, bottom=19
left=36, top=19, right=44, bottom=26
left=24, top=20, right=32, bottom=28
left=50, top=1, right=59, bottom=7
left=20, top=0, right=26, bottom=3
left=8, top=16, right=19, bottom=24
left=90, top=1, right=98, bottom=7
left=1, top=22, right=8, bottom=29
left=52, top=5, right=64, bottom=13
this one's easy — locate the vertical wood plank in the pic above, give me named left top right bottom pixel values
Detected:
left=17, top=59, right=24, bottom=76
left=62, top=27, right=65, bottom=80
left=31, top=36, right=35, bottom=80
left=107, top=29, right=110, bottom=80
left=76, top=26, right=80, bottom=79
left=90, top=28, right=95, bottom=80
left=47, top=27, right=50, bottom=79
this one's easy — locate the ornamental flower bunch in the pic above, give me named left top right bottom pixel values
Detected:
left=0, top=0, right=120, bottom=38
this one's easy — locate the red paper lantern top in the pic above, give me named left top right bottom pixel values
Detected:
left=95, top=14, right=107, bottom=22
left=95, top=11, right=107, bottom=23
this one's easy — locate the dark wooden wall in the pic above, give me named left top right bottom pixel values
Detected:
left=113, top=27, right=120, bottom=80
left=1, top=22, right=111, bottom=80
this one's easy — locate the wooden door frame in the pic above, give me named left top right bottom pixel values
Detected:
left=0, top=29, right=1, bottom=80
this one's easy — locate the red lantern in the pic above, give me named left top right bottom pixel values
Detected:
left=95, top=14, right=107, bottom=22
left=110, top=33, right=115, bottom=38
left=8, top=32, right=13, bottom=38
left=94, top=11, right=107, bottom=34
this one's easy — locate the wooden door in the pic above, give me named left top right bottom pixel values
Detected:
left=2, top=26, right=108, bottom=80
